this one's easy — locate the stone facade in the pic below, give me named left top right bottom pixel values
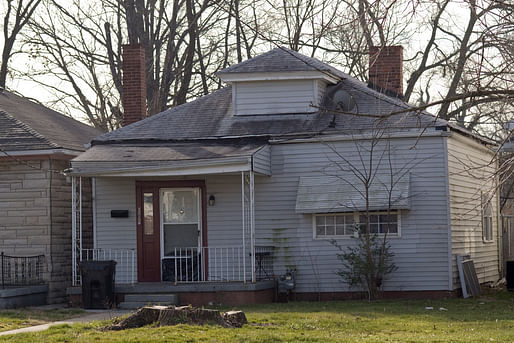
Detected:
left=0, top=158, right=93, bottom=304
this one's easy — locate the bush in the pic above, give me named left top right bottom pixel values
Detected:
left=332, top=229, right=397, bottom=300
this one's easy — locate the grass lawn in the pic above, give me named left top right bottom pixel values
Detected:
left=2, top=290, right=514, bottom=342
left=0, top=308, right=84, bottom=332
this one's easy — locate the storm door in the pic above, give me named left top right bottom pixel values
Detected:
left=160, top=188, right=202, bottom=281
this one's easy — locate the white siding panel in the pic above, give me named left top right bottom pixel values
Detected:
left=253, top=145, right=271, bottom=176
left=94, top=177, right=137, bottom=282
left=254, top=137, right=451, bottom=292
left=447, top=133, right=500, bottom=288
left=234, top=80, right=317, bottom=115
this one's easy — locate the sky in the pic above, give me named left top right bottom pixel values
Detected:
left=0, top=0, right=481, bottom=127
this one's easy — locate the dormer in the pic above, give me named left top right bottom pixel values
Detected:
left=217, top=47, right=343, bottom=116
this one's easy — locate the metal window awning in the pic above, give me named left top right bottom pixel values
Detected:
left=295, top=174, right=410, bottom=213
left=68, top=142, right=271, bottom=177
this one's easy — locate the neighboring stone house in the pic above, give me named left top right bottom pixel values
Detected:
left=0, top=90, right=101, bottom=303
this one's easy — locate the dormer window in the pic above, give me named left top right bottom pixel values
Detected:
left=217, top=47, right=343, bottom=116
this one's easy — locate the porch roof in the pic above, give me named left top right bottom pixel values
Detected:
left=69, top=142, right=271, bottom=176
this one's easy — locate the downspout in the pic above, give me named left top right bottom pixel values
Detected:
left=92, top=177, right=97, bottom=248
left=496, top=157, right=503, bottom=276
left=443, top=134, right=453, bottom=291
left=241, top=171, right=246, bottom=283
left=250, top=163, right=256, bottom=283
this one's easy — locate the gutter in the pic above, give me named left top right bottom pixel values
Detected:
left=0, top=148, right=83, bottom=157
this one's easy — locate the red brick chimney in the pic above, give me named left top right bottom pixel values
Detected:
left=122, top=44, right=147, bottom=126
left=369, top=46, right=403, bottom=97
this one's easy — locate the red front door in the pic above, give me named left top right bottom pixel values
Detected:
left=136, top=186, right=161, bottom=282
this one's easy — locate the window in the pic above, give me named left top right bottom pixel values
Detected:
left=314, top=211, right=400, bottom=239
left=482, top=197, right=493, bottom=242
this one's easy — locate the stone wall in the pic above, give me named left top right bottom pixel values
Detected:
left=0, top=158, right=93, bottom=304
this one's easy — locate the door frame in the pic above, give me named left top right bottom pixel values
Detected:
left=135, top=180, right=207, bottom=282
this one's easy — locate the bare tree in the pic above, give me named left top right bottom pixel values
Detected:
left=21, top=0, right=223, bottom=130
left=0, top=0, right=41, bottom=88
left=5, top=0, right=512, bottom=137
left=322, top=119, right=424, bottom=299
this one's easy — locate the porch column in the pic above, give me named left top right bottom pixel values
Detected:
left=71, top=176, right=83, bottom=286
left=71, top=176, right=76, bottom=286
left=250, top=171, right=256, bottom=283
left=241, top=172, right=246, bottom=283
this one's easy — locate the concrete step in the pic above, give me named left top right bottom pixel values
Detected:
left=124, top=294, right=178, bottom=303
left=118, top=293, right=179, bottom=309
left=118, top=301, right=175, bottom=310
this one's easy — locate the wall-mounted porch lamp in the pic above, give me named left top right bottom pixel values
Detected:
left=208, top=195, right=216, bottom=206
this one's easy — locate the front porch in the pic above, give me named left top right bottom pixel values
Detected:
left=67, top=279, right=276, bottom=307
left=70, top=169, right=272, bottom=285
left=68, top=142, right=278, bottom=306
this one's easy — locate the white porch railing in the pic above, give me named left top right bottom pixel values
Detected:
left=163, top=246, right=274, bottom=283
left=76, top=248, right=137, bottom=285
left=74, top=246, right=273, bottom=285
left=164, top=246, right=245, bottom=283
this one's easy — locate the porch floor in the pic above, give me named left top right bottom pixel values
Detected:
left=68, top=280, right=274, bottom=295
left=67, top=281, right=275, bottom=307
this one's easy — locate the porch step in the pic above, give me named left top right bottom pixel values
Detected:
left=125, top=294, right=178, bottom=303
left=118, top=294, right=179, bottom=309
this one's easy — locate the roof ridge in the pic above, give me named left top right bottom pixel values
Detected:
left=0, top=109, right=59, bottom=148
left=217, top=46, right=347, bottom=79
left=217, top=48, right=278, bottom=74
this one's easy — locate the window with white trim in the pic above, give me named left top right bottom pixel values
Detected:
left=482, top=198, right=493, bottom=242
left=314, top=211, right=399, bottom=238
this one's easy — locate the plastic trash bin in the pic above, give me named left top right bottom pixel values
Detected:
left=79, top=260, right=116, bottom=309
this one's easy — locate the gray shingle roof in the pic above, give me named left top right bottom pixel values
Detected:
left=74, top=141, right=265, bottom=162
left=71, top=141, right=267, bottom=176
left=217, top=47, right=347, bottom=79
left=0, top=91, right=103, bottom=152
left=93, top=72, right=446, bottom=144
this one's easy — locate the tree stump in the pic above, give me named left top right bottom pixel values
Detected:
left=222, top=310, right=248, bottom=328
left=109, top=306, right=165, bottom=330
left=106, top=305, right=246, bottom=330
left=158, top=305, right=230, bottom=327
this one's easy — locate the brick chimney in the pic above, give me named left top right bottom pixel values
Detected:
left=368, top=46, right=403, bottom=97
left=122, top=44, right=147, bottom=126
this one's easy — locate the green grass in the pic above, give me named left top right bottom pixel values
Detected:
left=0, top=308, right=84, bottom=332
left=3, top=290, right=514, bottom=342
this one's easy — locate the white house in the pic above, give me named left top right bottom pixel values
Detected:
left=68, top=45, right=500, bottom=307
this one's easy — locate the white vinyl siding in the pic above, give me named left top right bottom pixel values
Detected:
left=256, top=136, right=450, bottom=292
left=94, top=134, right=453, bottom=292
left=233, top=80, right=317, bottom=115
left=447, top=133, right=499, bottom=288
left=94, top=177, right=137, bottom=282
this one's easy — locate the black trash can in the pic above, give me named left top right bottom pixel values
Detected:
left=79, top=260, right=116, bottom=309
